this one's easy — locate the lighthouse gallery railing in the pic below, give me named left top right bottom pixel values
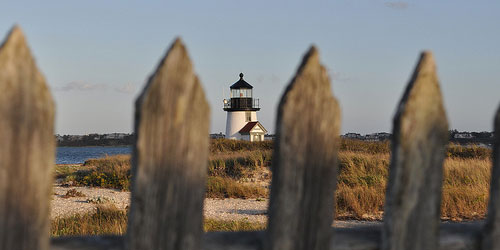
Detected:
left=223, top=98, right=260, bottom=110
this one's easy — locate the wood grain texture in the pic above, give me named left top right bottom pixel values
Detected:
left=266, top=46, right=341, bottom=250
left=126, top=38, right=210, bottom=250
left=51, top=223, right=483, bottom=250
left=52, top=236, right=125, bottom=250
left=482, top=105, right=500, bottom=250
left=382, top=51, right=449, bottom=250
left=0, top=26, right=55, bottom=250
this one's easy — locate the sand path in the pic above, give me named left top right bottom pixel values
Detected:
left=52, top=185, right=380, bottom=228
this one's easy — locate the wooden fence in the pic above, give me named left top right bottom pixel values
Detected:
left=0, top=25, right=499, bottom=250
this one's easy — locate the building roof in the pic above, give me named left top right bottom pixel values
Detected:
left=230, top=73, right=253, bottom=89
left=239, top=121, right=267, bottom=134
left=239, top=122, right=258, bottom=133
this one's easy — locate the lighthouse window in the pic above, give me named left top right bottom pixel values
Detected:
left=242, top=89, right=251, bottom=98
left=231, top=89, right=252, bottom=98
left=246, top=112, right=251, bottom=122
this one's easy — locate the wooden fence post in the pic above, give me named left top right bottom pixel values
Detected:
left=0, top=26, right=55, bottom=250
left=266, top=46, right=341, bottom=250
left=482, top=105, right=500, bottom=250
left=126, top=38, right=210, bottom=250
left=382, top=51, right=448, bottom=250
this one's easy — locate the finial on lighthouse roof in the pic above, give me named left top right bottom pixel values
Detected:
left=230, top=72, right=253, bottom=89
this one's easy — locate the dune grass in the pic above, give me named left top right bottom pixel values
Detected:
left=51, top=205, right=266, bottom=236
left=55, top=138, right=494, bottom=221
left=441, top=157, right=491, bottom=220
left=206, top=176, right=268, bottom=199
left=210, top=139, right=273, bottom=153
left=335, top=151, right=388, bottom=219
left=58, top=148, right=272, bottom=197
left=335, top=151, right=492, bottom=220
left=51, top=205, right=127, bottom=236
left=204, top=218, right=266, bottom=232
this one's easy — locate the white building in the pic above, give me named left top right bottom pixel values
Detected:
left=238, top=121, right=268, bottom=142
left=223, top=73, right=267, bottom=141
left=264, top=134, right=275, bottom=141
left=210, top=132, right=225, bottom=139
left=454, top=132, right=473, bottom=139
left=343, top=133, right=363, bottom=140
left=104, top=133, right=127, bottom=140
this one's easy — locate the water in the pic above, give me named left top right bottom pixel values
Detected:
left=56, top=146, right=132, bottom=164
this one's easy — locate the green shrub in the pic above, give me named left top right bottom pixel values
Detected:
left=71, top=155, right=131, bottom=190
left=447, top=143, right=492, bottom=159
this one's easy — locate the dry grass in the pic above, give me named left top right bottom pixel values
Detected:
left=51, top=205, right=266, bottom=236
left=210, top=139, right=273, bottom=153
left=339, top=138, right=491, bottom=159
left=54, top=139, right=494, bottom=220
left=335, top=151, right=388, bottom=219
left=61, top=188, right=85, bottom=198
left=340, top=139, right=391, bottom=154
left=441, top=157, right=491, bottom=220
left=335, top=150, right=492, bottom=220
left=83, top=154, right=131, bottom=167
left=51, top=205, right=127, bottom=236
left=204, top=218, right=266, bottom=232
left=208, top=150, right=272, bottom=180
left=206, top=176, right=268, bottom=199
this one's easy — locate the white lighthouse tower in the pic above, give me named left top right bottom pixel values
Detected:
left=223, top=73, right=267, bottom=141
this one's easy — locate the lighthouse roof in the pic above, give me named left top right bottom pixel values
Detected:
left=230, top=73, right=253, bottom=89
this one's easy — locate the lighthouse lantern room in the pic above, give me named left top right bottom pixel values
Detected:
left=223, top=73, right=267, bottom=141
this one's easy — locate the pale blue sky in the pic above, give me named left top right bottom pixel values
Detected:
left=1, top=1, right=499, bottom=135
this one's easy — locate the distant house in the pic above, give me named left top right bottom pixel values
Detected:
left=68, top=135, right=83, bottom=141
left=343, top=133, right=363, bottom=140
left=363, top=132, right=391, bottom=142
left=376, top=132, right=391, bottom=141
left=264, top=134, right=275, bottom=141
left=454, top=132, right=473, bottom=139
left=238, top=121, right=267, bottom=142
left=104, top=133, right=127, bottom=140
left=210, top=132, right=225, bottom=139
left=364, top=133, right=379, bottom=142
left=55, top=134, right=63, bottom=142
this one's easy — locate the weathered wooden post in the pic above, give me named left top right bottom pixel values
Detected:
left=126, top=38, right=210, bottom=250
left=382, top=51, right=448, bottom=250
left=483, top=105, right=500, bottom=250
left=0, top=26, right=55, bottom=250
left=266, top=46, right=341, bottom=250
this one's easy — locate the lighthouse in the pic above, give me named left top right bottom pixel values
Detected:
left=223, top=73, right=267, bottom=141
